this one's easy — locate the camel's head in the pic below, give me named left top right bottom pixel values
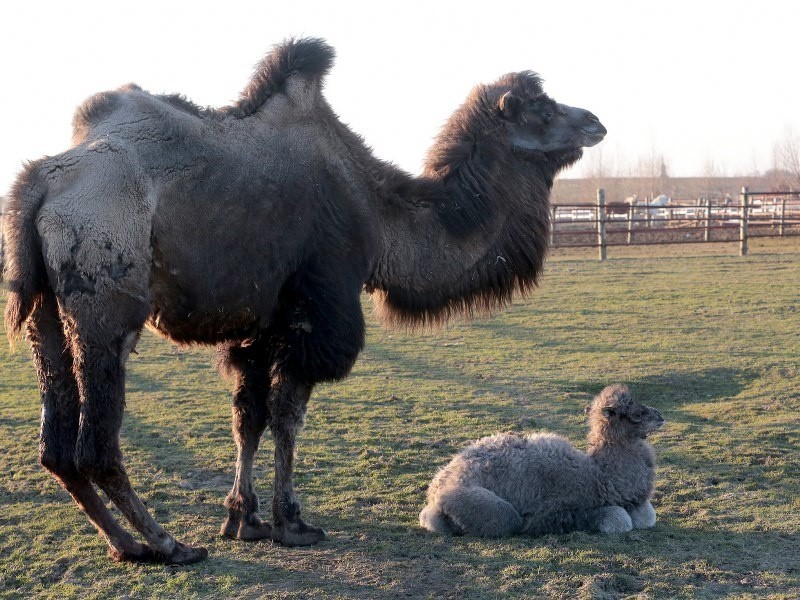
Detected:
left=495, top=72, right=606, bottom=157
left=587, top=384, right=664, bottom=443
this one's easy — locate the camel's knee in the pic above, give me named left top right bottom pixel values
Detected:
left=628, top=500, right=657, bottom=529
left=39, top=441, right=79, bottom=479
left=594, top=506, right=633, bottom=534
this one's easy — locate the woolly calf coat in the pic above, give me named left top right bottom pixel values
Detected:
left=419, top=384, right=664, bottom=537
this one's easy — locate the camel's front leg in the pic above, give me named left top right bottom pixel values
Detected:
left=269, top=373, right=326, bottom=546
left=218, top=342, right=273, bottom=540
left=627, top=500, right=657, bottom=529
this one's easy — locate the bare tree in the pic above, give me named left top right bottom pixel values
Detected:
left=581, top=146, right=611, bottom=180
left=772, top=126, right=800, bottom=189
left=630, top=147, right=669, bottom=199
left=698, top=158, right=729, bottom=198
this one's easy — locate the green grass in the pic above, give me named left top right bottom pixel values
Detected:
left=1, top=237, right=798, bottom=599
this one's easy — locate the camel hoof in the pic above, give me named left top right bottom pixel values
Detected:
left=271, top=520, right=327, bottom=547
left=109, top=541, right=206, bottom=565
left=108, top=543, right=160, bottom=564
left=164, top=541, right=209, bottom=565
left=220, top=514, right=273, bottom=541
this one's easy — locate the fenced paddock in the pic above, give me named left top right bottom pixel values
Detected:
left=552, top=189, right=800, bottom=259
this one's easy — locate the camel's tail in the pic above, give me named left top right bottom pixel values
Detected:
left=3, top=159, right=49, bottom=342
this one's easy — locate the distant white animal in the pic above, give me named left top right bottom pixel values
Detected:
left=651, top=194, right=670, bottom=207
left=419, top=384, right=664, bottom=537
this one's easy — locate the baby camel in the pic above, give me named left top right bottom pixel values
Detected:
left=420, top=384, right=664, bottom=537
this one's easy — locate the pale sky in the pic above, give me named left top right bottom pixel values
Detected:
left=1, top=0, right=797, bottom=197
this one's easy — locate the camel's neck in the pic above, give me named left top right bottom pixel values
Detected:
left=589, top=439, right=656, bottom=474
left=366, top=138, right=563, bottom=326
left=588, top=439, right=657, bottom=504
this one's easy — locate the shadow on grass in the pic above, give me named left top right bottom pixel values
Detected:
left=120, top=411, right=233, bottom=483
left=192, top=552, right=409, bottom=598
left=370, top=324, right=757, bottom=393
left=295, top=520, right=800, bottom=598
left=6, top=500, right=796, bottom=598
left=362, top=336, right=759, bottom=423
left=0, top=415, right=37, bottom=428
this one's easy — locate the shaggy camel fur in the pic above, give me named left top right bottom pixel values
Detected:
left=420, top=384, right=664, bottom=537
left=3, top=38, right=605, bottom=563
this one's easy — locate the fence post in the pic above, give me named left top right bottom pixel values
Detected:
left=704, top=199, right=711, bottom=242
left=694, top=198, right=699, bottom=228
left=740, top=187, right=748, bottom=256
left=597, top=188, right=607, bottom=261
left=550, top=205, right=556, bottom=246
left=627, top=203, right=634, bottom=244
left=779, top=198, right=786, bottom=236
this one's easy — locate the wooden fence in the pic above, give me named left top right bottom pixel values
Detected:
left=551, top=188, right=800, bottom=260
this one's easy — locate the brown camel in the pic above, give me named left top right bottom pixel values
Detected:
left=2, top=38, right=606, bottom=564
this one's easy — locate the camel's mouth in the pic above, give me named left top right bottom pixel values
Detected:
left=581, top=123, right=607, bottom=147
left=642, top=409, right=665, bottom=437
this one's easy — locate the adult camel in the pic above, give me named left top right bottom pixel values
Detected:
left=3, top=38, right=605, bottom=563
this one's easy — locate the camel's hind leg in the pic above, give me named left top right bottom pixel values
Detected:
left=430, top=486, right=523, bottom=537
left=28, top=291, right=155, bottom=562
left=61, top=290, right=207, bottom=564
left=218, top=341, right=273, bottom=541
left=521, top=506, right=633, bottom=536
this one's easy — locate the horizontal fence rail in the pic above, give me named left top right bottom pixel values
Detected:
left=551, top=188, right=800, bottom=259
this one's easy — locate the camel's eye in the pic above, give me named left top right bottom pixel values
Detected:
left=541, top=111, right=554, bottom=121
left=628, top=412, right=643, bottom=423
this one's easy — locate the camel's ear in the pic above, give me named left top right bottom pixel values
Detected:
left=499, top=92, right=523, bottom=119
left=601, top=407, right=616, bottom=418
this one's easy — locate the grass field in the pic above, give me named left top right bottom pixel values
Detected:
left=1, top=238, right=798, bottom=599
